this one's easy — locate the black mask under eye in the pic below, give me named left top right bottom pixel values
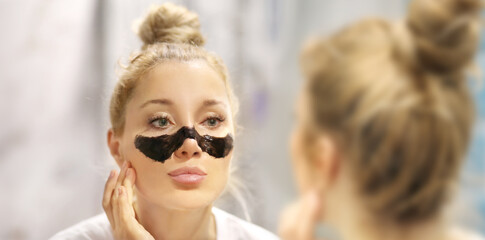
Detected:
left=134, top=127, right=234, bottom=163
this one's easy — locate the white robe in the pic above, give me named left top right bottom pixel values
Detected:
left=50, top=207, right=279, bottom=240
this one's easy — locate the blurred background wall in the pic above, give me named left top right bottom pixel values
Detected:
left=0, top=0, right=483, bottom=239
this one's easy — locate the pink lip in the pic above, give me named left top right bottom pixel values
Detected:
left=168, top=167, right=207, bottom=184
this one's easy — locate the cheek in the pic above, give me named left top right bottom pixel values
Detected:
left=206, top=152, right=231, bottom=186
left=119, top=137, right=168, bottom=189
left=120, top=135, right=145, bottom=165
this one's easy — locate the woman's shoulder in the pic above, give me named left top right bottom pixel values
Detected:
left=49, top=213, right=113, bottom=240
left=449, top=226, right=485, bottom=240
left=212, top=207, right=279, bottom=240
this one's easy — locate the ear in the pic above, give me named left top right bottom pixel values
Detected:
left=313, top=135, right=340, bottom=190
left=107, top=128, right=123, bottom=167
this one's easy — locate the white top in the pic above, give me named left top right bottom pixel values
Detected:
left=450, top=227, right=485, bottom=240
left=50, top=207, right=279, bottom=240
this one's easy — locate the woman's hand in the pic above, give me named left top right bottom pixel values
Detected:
left=278, top=191, right=322, bottom=240
left=102, top=161, right=154, bottom=240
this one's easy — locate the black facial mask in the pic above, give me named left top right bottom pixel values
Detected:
left=134, top=127, right=234, bottom=163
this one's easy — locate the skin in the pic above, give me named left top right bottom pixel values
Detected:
left=278, top=84, right=478, bottom=240
left=104, top=61, right=235, bottom=240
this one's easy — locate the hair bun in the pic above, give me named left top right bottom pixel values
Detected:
left=407, top=0, right=482, bottom=73
left=137, top=3, right=205, bottom=48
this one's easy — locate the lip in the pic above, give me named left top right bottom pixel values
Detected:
left=168, top=167, right=207, bottom=184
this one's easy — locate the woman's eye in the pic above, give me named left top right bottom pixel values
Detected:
left=204, top=117, right=223, bottom=128
left=151, top=117, right=170, bottom=128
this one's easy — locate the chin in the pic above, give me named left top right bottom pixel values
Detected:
left=162, top=188, right=220, bottom=210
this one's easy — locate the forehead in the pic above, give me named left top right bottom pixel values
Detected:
left=133, top=60, right=229, bottom=105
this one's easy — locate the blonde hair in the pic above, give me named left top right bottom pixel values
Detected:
left=301, top=0, right=482, bottom=223
left=108, top=3, right=250, bottom=220
left=109, top=3, right=238, bottom=136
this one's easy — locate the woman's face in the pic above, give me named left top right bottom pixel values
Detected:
left=115, top=61, right=234, bottom=210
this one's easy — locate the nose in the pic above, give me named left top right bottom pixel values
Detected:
left=174, top=138, right=202, bottom=160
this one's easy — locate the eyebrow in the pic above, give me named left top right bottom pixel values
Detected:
left=140, top=98, right=226, bottom=109
left=202, top=99, right=225, bottom=107
left=140, top=99, right=173, bottom=108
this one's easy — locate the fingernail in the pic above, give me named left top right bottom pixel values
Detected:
left=108, top=170, right=114, bottom=179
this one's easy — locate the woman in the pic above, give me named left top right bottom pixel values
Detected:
left=279, top=0, right=484, bottom=239
left=51, top=3, right=277, bottom=240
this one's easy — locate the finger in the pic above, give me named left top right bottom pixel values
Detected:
left=117, top=186, right=135, bottom=227
left=123, top=167, right=136, bottom=214
left=111, top=185, right=122, bottom=230
left=296, top=191, right=321, bottom=240
left=117, top=186, right=155, bottom=240
left=102, top=170, right=118, bottom=227
left=123, top=165, right=135, bottom=190
left=279, top=202, right=301, bottom=239
left=115, top=161, right=128, bottom=190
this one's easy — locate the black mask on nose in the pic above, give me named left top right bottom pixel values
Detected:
left=134, top=127, right=234, bottom=163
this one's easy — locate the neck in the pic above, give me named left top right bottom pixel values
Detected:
left=134, top=191, right=216, bottom=240
left=336, top=211, right=448, bottom=240
left=325, top=173, right=450, bottom=240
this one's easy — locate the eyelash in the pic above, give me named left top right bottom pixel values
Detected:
left=202, top=114, right=226, bottom=129
left=148, top=115, right=172, bottom=129
left=148, top=114, right=226, bottom=129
